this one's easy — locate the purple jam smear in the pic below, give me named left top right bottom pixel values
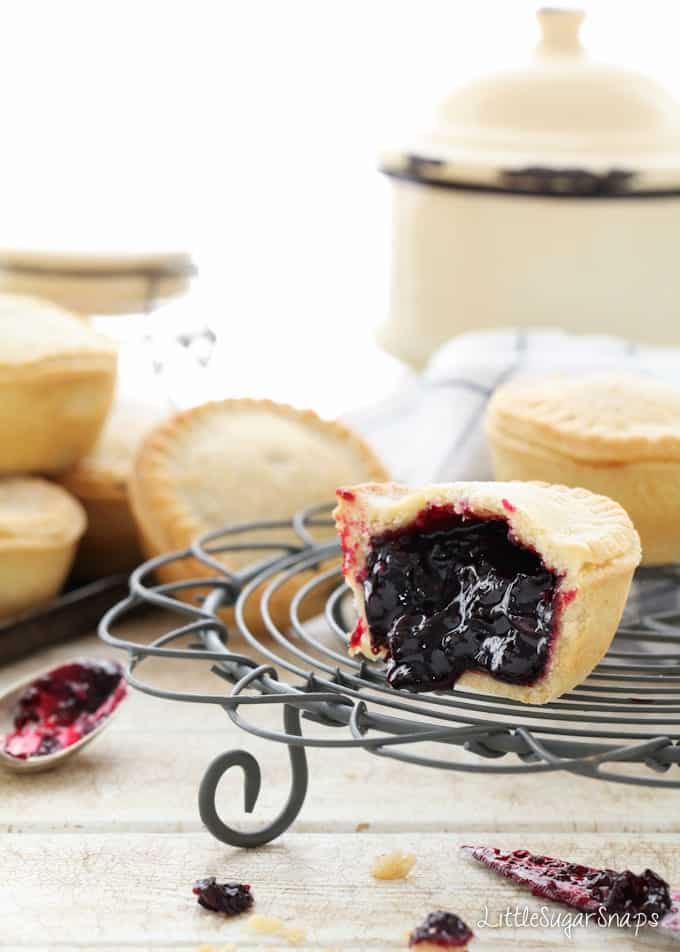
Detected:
left=3, top=659, right=127, bottom=760
left=463, top=846, right=672, bottom=919
left=363, top=506, right=559, bottom=692
left=661, top=895, right=680, bottom=933
left=409, top=910, right=473, bottom=947
left=192, top=878, right=254, bottom=916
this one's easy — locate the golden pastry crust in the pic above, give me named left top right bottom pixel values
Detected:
left=485, top=373, right=680, bottom=564
left=0, top=294, right=115, bottom=376
left=0, top=477, right=86, bottom=618
left=58, top=396, right=167, bottom=578
left=0, top=294, right=117, bottom=473
left=486, top=373, right=680, bottom=463
left=129, top=399, right=389, bottom=632
left=66, top=495, right=141, bottom=580
left=334, top=481, right=640, bottom=704
left=0, top=477, right=86, bottom=547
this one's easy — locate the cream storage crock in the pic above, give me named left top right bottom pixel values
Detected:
left=380, top=7, right=680, bottom=367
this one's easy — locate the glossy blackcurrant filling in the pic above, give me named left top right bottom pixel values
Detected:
left=363, top=507, right=558, bottom=692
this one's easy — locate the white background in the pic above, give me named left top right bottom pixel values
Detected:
left=1, top=0, right=679, bottom=414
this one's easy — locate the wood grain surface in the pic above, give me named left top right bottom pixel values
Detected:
left=0, top=621, right=678, bottom=950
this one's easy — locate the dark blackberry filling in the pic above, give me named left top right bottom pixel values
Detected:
left=363, top=507, right=558, bottom=692
left=3, top=659, right=127, bottom=759
left=192, top=878, right=254, bottom=916
left=409, top=910, right=473, bottom=947
left=463, top=846, right=672, bottom=918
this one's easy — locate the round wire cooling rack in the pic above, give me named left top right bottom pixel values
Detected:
left=100, top=502, right=680, bottom=848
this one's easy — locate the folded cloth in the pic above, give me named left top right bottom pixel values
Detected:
left=345, top=328, right=680, bottom=485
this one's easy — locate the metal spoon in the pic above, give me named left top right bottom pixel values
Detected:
left=0, top=661, right=127, bottom=774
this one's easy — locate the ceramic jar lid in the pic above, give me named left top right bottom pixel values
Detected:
left=381, top=7, right=680, bottom=195
left=0, top=242, right=195, bottom=316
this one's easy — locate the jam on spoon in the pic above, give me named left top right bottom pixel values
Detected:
left=3, top=659, right=127, bottom=760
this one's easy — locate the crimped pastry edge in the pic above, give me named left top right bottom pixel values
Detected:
left=129, top=397, right=389, bottom=563
left=485, top=373, right=680, bottom=465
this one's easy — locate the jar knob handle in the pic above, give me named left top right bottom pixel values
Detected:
left=536, top=7, right=586, bottom=57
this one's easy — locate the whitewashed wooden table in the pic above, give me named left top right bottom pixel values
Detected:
left=1, top=617, right=679, bottom=951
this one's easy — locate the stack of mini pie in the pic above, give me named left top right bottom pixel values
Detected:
left=0, top=292, right=389, bottom=623
left=0, top=291, right=170, bottom=617
left=0, top=293, right=117, bottom=617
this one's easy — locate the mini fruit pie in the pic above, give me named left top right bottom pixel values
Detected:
left=129, top=399, right=388, bottom=634
left=0, top=477, right=86, bottom=619
left=334, top=481, right=640, bottom=704
left=0, top=293, right=116, bottom=473
left=58, top=392, right=168, bottom=580
left=486, top=372, right=680, bottom=565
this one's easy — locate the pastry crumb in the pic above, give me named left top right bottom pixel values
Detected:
left=281, top=924, right=306, bottom=944
left=246, top=913, right=283, bottom=934
left=245, top=914, right=306, bottom=944
left=371, top=849, right=417, bottom=880
left=355, top=821, right=370, bottom=832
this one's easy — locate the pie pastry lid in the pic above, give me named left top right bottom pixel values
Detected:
left=0, top=293, right=117, bottom=376
left=129, top=397, right=389, bottom=569
left=336, top=480, right=640, bottom=584
left=128, top=398, right=389, bottom=636
left=0, top=477, right=86, bottom=549
left=485, top=372, right=680, bottom=464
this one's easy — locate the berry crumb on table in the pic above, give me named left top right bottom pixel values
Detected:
left=0, top=620, right=678, bottom=950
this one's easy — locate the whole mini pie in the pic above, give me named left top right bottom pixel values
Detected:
left=0, top=294, right=117, bottom=473
left=334, top=481, right=640, bottom=704
left=58, top=393, right=168, bottom=579
left=0, top=477, right=86, bottom=618
left=485, top=372, right=680, bottom=564
left=129, top=399, right=388, bottom=631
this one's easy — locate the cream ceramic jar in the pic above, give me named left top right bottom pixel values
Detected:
left=380, top=8, right=680, bottom=367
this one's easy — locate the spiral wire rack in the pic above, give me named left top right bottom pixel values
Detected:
left=100, top=503, right=680, bottom=848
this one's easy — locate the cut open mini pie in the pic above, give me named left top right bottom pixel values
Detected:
left=334, top=481, right=640, bottom=704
